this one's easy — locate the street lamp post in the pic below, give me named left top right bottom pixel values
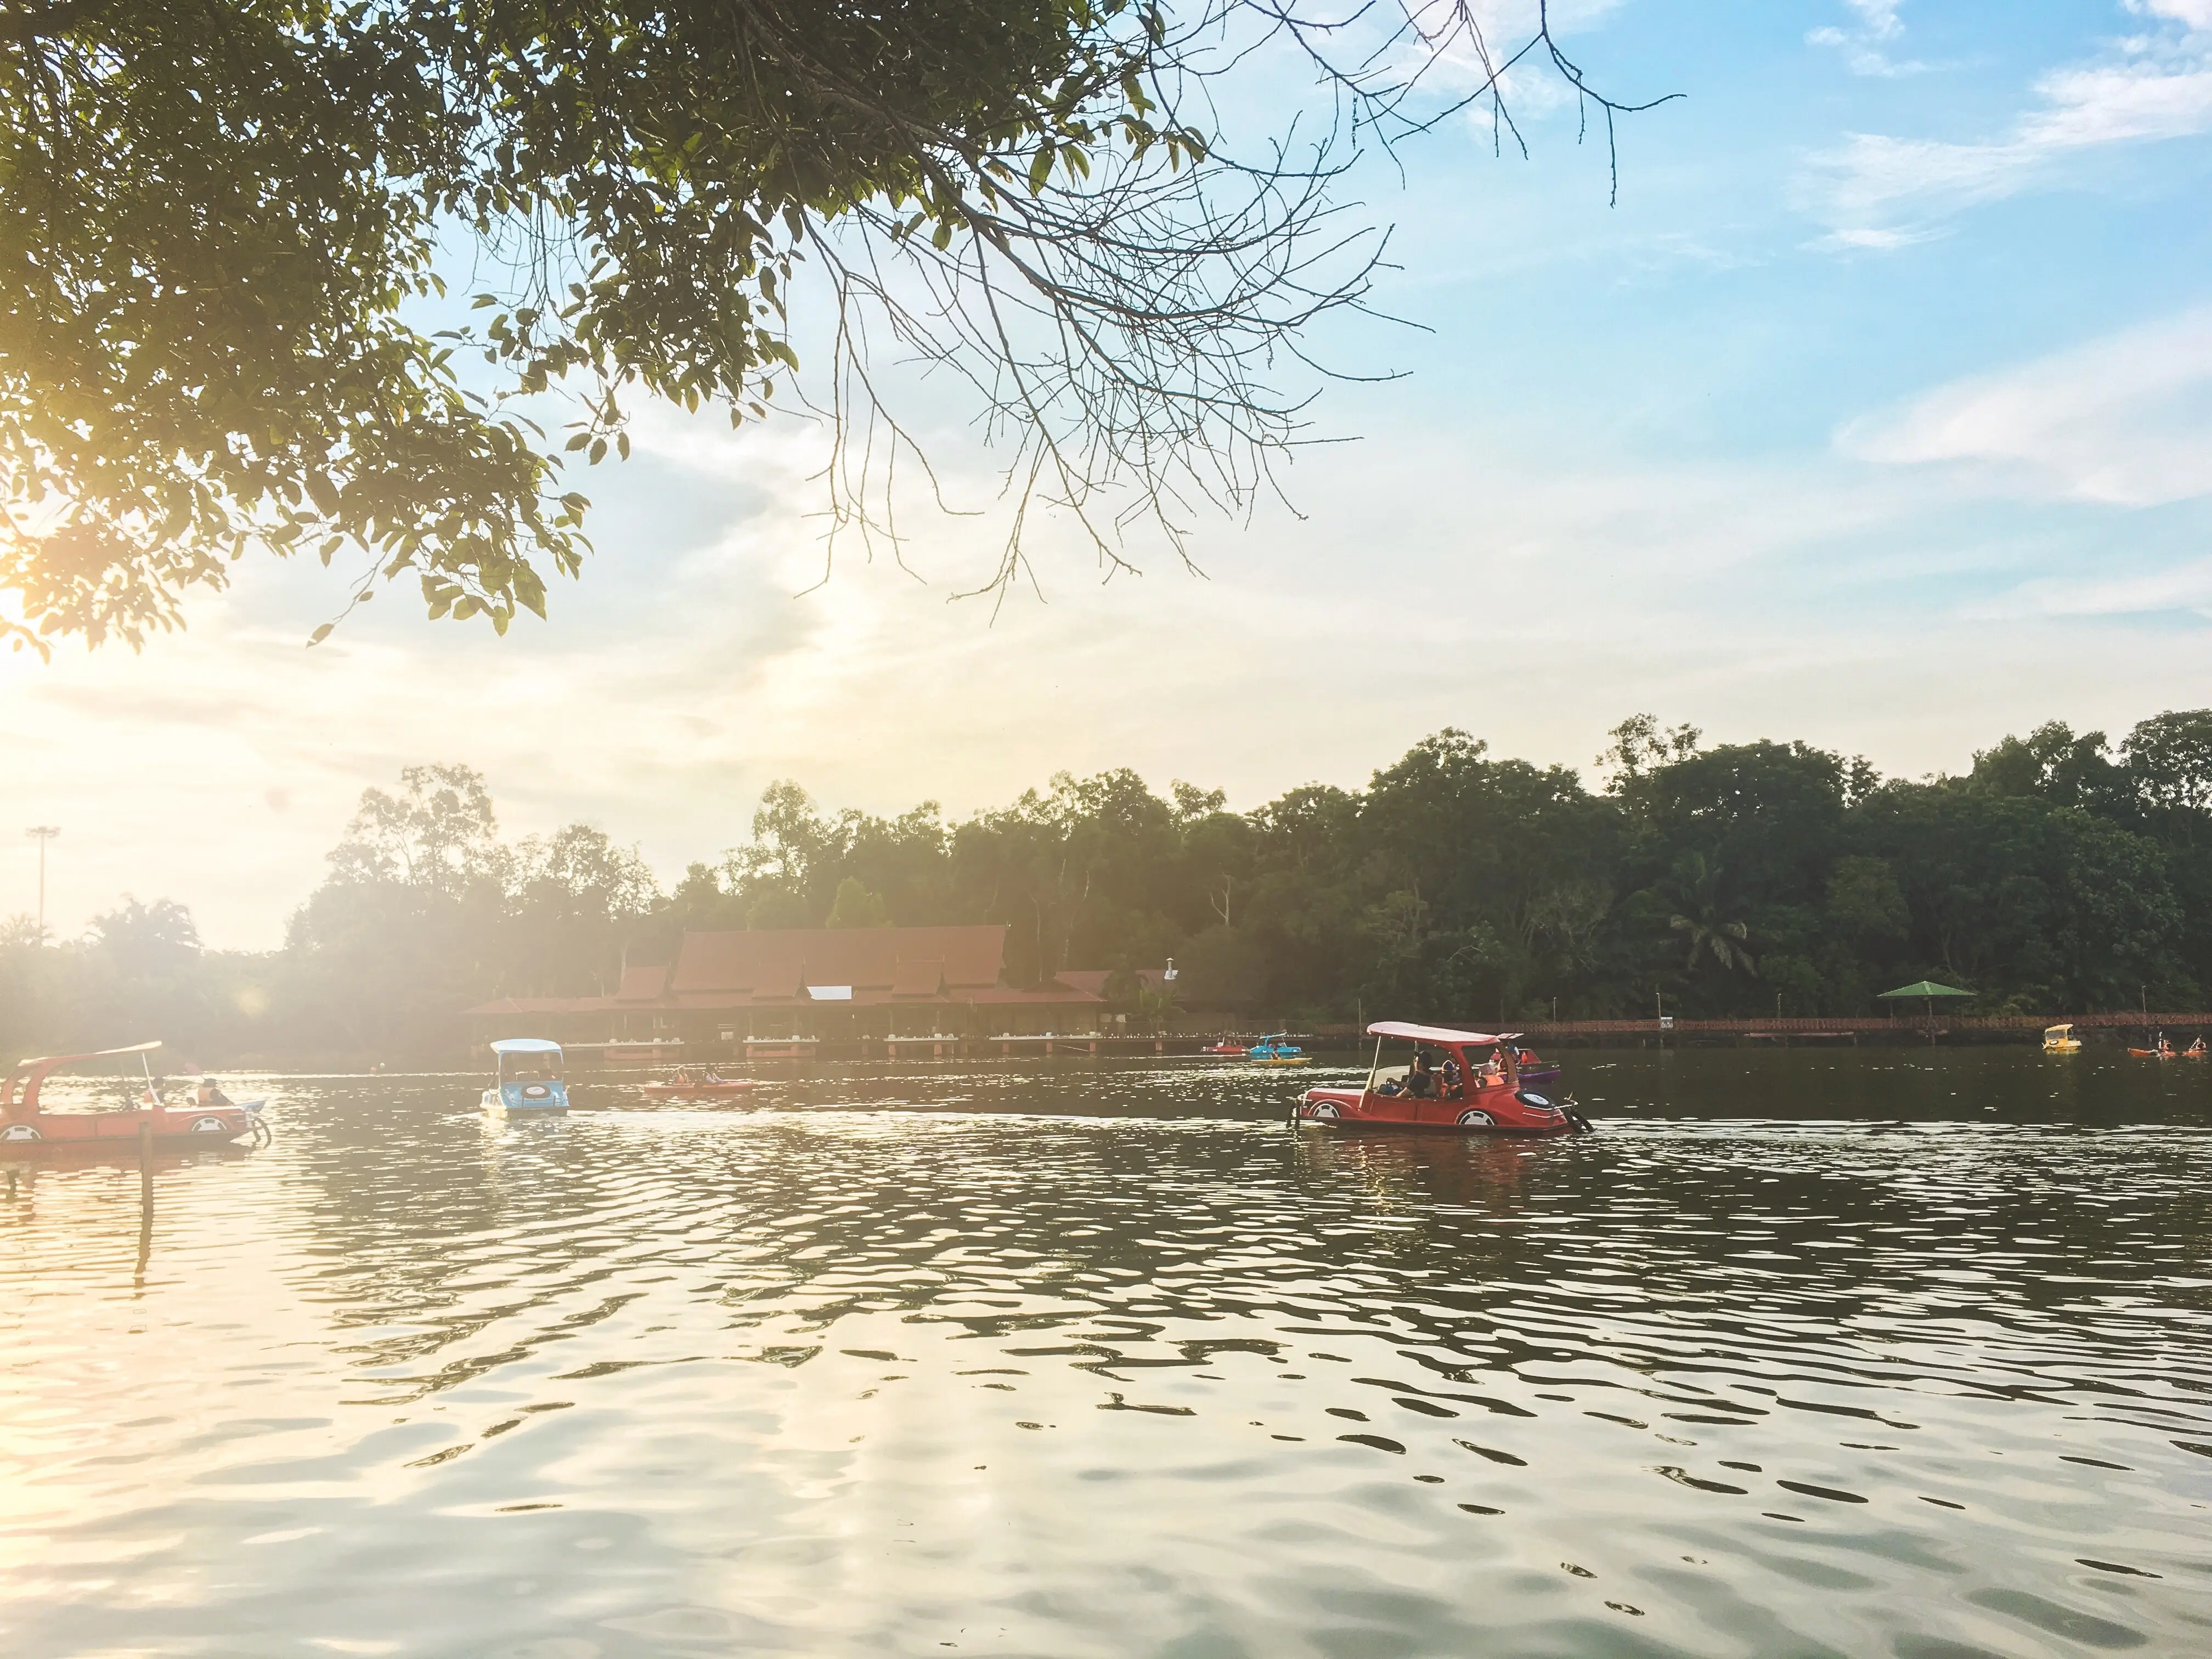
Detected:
left=25, top=826, right=58, bottom=943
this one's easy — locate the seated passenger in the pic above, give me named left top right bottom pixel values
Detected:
left=1440, top=1055, right=1463, bottom=1097
left=1405, top=1053, right=1437, bottom=1099
left=195, top=1077, right=235, bottom=1109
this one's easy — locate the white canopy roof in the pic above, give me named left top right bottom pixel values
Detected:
left=490, top=1037, right=565, bottom=1054
left=1366, top=1022, right=1522, bottom=1046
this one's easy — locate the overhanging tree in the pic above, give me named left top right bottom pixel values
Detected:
left=2, top=0, right=1667, bottom=651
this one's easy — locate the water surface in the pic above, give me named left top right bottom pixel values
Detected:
left=3, top=1051, right=2209, bottom=1657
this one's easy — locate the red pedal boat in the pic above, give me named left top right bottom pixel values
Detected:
left=1295, top=1022, right=1591, bottom=1136
left=637, top=1066, right=758, bottom=1101
left=1, top=1041, right=269, bottom=1152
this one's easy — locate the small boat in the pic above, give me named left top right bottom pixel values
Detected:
left=2127, top=1033, right=2177, bottom=1059
left=638, top=1066, right=757, bottom=1101
left=2185, top=1038, right=2207, bottom=1060
left=1248, top=1034, right=1310, bottom=1067
left=1503, top=1043, right=1562, bottom=1090
left=482, top=1039, right=569, bottom=1112
left=1, top=1041, right=269, bottom=1152
left=1200, top=1039, right=1248, bottom=1057
left=2042, top=1023, right=2081, bottom=1054
left=1296, top=1022, right=1592, bottom=1136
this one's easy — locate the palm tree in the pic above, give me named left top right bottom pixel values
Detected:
left=1667, top=853, right=1756, bottom=977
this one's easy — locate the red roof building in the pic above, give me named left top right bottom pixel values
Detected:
left=466, top=924, right=1122, bottom=1049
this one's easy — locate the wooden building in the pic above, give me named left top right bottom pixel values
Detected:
left=466, top=924, right=1121, bottom=1054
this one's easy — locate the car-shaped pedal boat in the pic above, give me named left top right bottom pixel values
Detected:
left=1, top=1041, right=269, bottom=1152
left=1295, top=1022, right=1591, bottom=1135
left=1248, top=1035, right=1311, bottom=1066
left=636, top=1067, right=757, bottom=1101
left=482, top=1038, right=571, bottom=1112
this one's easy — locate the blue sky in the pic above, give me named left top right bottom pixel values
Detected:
left=10, top=1, right=2212, bottom=946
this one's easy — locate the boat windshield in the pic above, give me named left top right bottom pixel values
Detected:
left=501, top=1054, right=564, bottom=1084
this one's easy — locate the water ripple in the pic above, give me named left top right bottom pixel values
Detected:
left=2, top=1054, right=2208, bottom=1657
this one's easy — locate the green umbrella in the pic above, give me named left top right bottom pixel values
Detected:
left=1877, top=980, right=1973, bottom=1041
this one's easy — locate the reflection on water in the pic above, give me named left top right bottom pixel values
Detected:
left=3, top=1053, right=2209, bottom=1658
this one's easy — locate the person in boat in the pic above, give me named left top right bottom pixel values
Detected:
left=1439, top=1052, right=1464, bottom=1098
left=195, top=1077, right=235, bottom=1109
left=1404, top=1051, right=1438, bottom=1099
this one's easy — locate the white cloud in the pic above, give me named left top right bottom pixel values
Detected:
left=2137, top=1, right=2212, bottom=30
left=1840, top=305, right=2212, bottom=505
left=1806, top=5, right=2212, bottom=242
left=1809, top=1, right=1926, bottom=78
left=1986, top=556, right=2212, bottom=620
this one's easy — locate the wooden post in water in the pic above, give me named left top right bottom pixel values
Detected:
left=137, top=1113, right=155, bottom=1278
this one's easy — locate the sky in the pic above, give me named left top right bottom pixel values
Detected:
left=10, top=1, right=2212, bottom=949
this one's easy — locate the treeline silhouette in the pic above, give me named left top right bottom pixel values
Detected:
left=8, top=711, right=2212, bottom=1065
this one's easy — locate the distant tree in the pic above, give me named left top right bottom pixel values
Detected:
left=41, top=706, right=2212, bottom=1061
left=1665, top=855, right=1755, bottom=978
left=330, top=764, right=500, bottom=890
left=1971, top=721, right=2126, bottom=815
left=2123, top=710, right=2212, bottom=837
left=747, top=890, right=816, bottom=930
left=1825, top=855, right=1909, bottom=948
left=89, top=895, right=201, bottom=977
left=1596, top=713, right=1702, bottom=786
left=1176, top=925, right=1263, bottom=1013
left=502, top=824, right=663, bottom=994
left=826, top=877, right=890, bottom=928
left=1100, top=960, right=1144, bottom=1011
left=1132, top=982, right=1180, bottom=1032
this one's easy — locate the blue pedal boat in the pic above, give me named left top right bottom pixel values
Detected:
left=482, top=1039, right=570, bottom=1113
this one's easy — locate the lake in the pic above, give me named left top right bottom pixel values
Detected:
left=3, top=1049, right=2209, bottom=1657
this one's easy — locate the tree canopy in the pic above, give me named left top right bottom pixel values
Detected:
left=13, top=708, right=2212, bottom=1064
left=2, top=0, right=1663, bottom=651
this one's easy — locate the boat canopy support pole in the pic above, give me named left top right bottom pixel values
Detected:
left=1363, top=1034, right=1384, bottom=1100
